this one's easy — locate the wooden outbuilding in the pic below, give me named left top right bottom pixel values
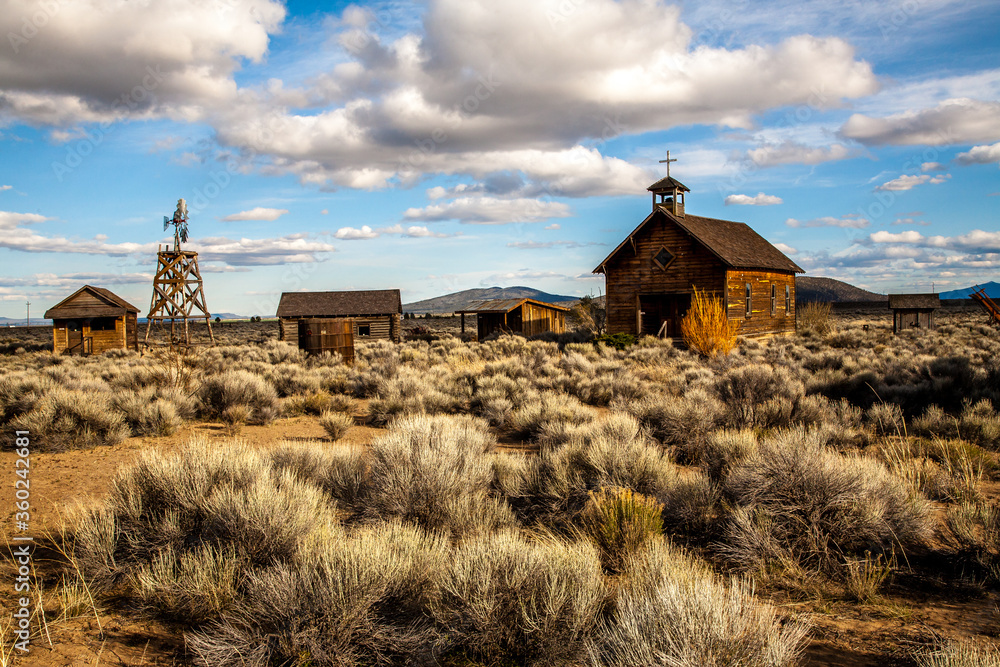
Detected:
left=44, top=285, right=140, bottom=355
left=277, top=289, right=402, bottom=344
left=456, top=298, right=569, bottom=340
left=888, top=294, right=939, bottom=333
left=594, top=177, right=803, bottom=339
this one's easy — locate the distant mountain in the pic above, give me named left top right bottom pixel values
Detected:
left=404, top=286, right=577, bottom=314
left=796, top=277, right=886, bottom=303
left=0, top=317, right=48, bottom=326
left=939, top=281, right=1000, bottom=300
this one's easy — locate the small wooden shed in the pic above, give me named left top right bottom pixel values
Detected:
left=888, top=294, right=939, bottom=333
left=456, top=298, right=569, bottom=340
left=277, top=289, right=402, bottom=344
left=44, top=285, right=140, bottom=355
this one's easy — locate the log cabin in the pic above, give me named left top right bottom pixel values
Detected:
left=277, top=289, right=402, bottom=344
left=594, top=177, right=803, bottom=339
left=456, top=298, right=569, bottom=340
left=44, top=285, right=140, bottom=355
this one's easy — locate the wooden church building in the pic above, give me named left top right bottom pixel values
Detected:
left=44, top=285, right=140, bottom=355
left=594, top=175, right=803, bottom=339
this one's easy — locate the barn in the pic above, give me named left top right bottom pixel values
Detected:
left=277, top=289, right=402, bottom=344
left=44, top=285, right=140, bottom=355
left=456, top=298, right=569, bottom=340
left=888, top=294, right=939, bottom=333
left=594, top=176, right=803, bottom=339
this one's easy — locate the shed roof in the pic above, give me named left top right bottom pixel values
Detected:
left=456, top=298, right=571, bottom=314
left=44, top=285, right=140, bottom=319
left=594, top=207, right=803, bottom=274
left=276, top=289, right=402, bottom=317
left=888, top=293, right=940, bottom=310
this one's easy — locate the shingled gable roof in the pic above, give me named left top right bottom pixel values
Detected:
left=593, top=207, right=804, bottom=274
left=455, top=298, right=571, bottom=314
left=44, top=285, right=140, bottom=319
left=647, top=176, right=690, bottom=193
left=276, top=289, right=402, bottom=318
left=887, top=294, right=940, bottom=310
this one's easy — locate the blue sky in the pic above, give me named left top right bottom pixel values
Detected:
left=0, top=0, right=998, bottom=318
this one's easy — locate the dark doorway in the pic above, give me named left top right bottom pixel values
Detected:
left=639, top=293, right=691, bottom=338
left=67, top=320, right=84, bottom=354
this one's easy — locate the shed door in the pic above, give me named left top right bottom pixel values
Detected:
left=67, top=320, right=83, bottom=354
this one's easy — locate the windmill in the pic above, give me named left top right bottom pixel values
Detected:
left=144, top=198, right=216, bottom=347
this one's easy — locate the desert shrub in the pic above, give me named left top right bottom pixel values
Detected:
left=269, top=442, right=369, bottom=511
left=0, top=373, right=57, bottom=423
left=682, top=287, right=740, bottom=358
left=591, top=538, right=809, bottom=667
left=959, top=399, right=1000, bottom=449
left=622, top=388, right=724, bottom=461
left=507, top=390, right=595, bottom=441
left=947, top=500, right=1000, bottom=583
left=798, top=301, right=832, bottom=335
left=134, top=544, right=244, bottom=623
left=595, top=333, right=637, bottom=350
left=112, top=388, right=183, bottom=437
left=843, top=550, right=895, bottom=603
left=703, top=429, right=759, bottom=481
left=319, top=410, right=354, bottom=441
left=368, top=367, right=468, bottom=426
left=430, top=531, right=605, bottom=665
left=915, top=640, right=1000, bottom=667
left=913, top=405, right=960, bottom=440
left=366, top=414, right=514, bottom=534
left=10, top=387, right=129, bottom=451
left=867, top=401, right=906, bottom=436
left=69, top=439, right=335, bottom=592
left=198, top=370, right=281, bottom=425
left=721, top=427, right=931, bottom=572
left=188, top=521, right=447, bottom=667
left=284, top=390, right=334, bottom=416
left=577, top=487, right=664, bottom=573
left=715, top=364, right=805, bottom=430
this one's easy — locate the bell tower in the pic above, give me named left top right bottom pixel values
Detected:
left=648, top=151, right=688, bottom=216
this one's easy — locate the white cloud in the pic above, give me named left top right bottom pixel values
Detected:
left=745, top=142, right=853, bottom=167
left=956, top=142, right=1000, bottom=166
left=545, top=224, right=561, bottom=230
left=0, top=185, right=11, bottom=191
left=840, top=98, right=1000, bottom=146
left=772, top=242, right=798, bottom=255
left=920, top=162, right=946, bottom=172
left=379, top=224, right=452, bottom=238
left=786, top=215, right=868, bottom=228
left=0, top=0, right=286, bottom=126
left=403, top=197, right=571, bottom=224
left=724, top=192, right=783, bottom=206
left=335, top=225, right=379, bottom=239
left=221, top=207, right=290, bottom=222
left=875, top=174, right=951, bottom=191
left=480, top=270, right=565, bottom=286
left=0, top=211, right=50, bottom=229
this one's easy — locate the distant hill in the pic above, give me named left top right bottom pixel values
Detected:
left=0, top=317, right=48, bottom=326
left=796, top=277, right=886, bottom=303
left=404, top=286, right=577, bottom=314
left=939, top=281, right=1000, bottom=299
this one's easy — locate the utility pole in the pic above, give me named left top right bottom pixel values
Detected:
left=25, top=301, right=30, bottom=328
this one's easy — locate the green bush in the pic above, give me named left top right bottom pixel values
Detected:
left=577, top=487, right=663, bottom=573
left=595, top=333, right=637, bottom=350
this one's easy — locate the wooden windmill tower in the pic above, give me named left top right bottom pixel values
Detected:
left=144, top=199, right=216, bottom=347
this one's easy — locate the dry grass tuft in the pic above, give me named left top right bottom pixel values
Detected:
left=577, top=487, right=664, bottom=573
left=681, top=287, right=740, bottom=357
left=319, top=410, right=354, bottom=441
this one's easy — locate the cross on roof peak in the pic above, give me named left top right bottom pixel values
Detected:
left=658, top=150, right=678, bottom=178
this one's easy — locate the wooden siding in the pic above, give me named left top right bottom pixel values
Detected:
left=604, top=220, right=726, bottom=335
left=726, top=270, right=796, bottom=337
left=52, top=313, right=138, bottom=354
left=473, top=303, right=566, bottom=340
left=893, top=308, right=935, bottom=333
left=281, top=314, right=400, bottom=344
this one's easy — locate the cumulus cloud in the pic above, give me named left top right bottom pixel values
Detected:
left=0, top=185, right=11, bottom=191
left=786, top=215, right=868, bottom=228
left=875, top=174, right=950, bottom=191
left=221, top=207, right=290, bottom=222
left=507, top=240, right=603, bottom=249
left=725, top=192, right=783, bottom=206
left=335, top=225, right=379, bottom=239
left=545, top=223, right=561, bottom=230
left=0, top=0, right=286, bottom=126
left=0, top=272, right=152, bottom=288
left=403, top=197, right=571, bottom=224
left=840, top=98, right=1000, bottom=146
left=745, top=142, right=853, bottom=167
left=956, top=142, right=1000, bottom=166
left=772, top=242, right=798, bottom=255
left=920, top=162, right=946, bottom=172
left=0, top=209, right=334, bottom=265
left=379, top=224, right=452, bottom=238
